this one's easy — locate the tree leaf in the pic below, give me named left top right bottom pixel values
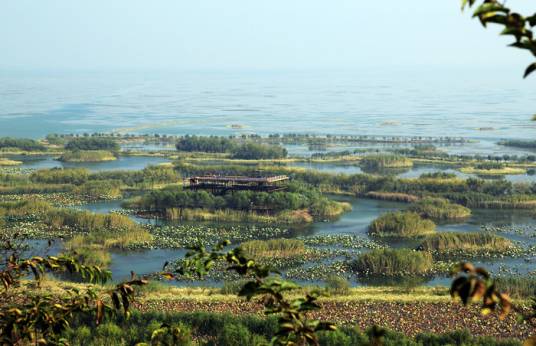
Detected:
left=524, top=62, right=536, bottom=78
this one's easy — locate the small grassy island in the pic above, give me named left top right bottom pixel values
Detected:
left=360, top=154, right=413, bottom=169
left=0, top=158, right=22, bottom=166
left=351, top=248, right=434, bottom=277
left=417, top=232, right=518, bottom=257
left=409, top=197, right=471, bottom=220
left=460, top=162, right=526, bottom=175
left=126, top=181, right=351, bottom=224
left=368, top=211, right=436, bottom=238
left=59, top=150, right=117, bottom=162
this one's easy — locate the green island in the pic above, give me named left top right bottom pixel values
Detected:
left=59, top=150, right=117, bottom=162
left=460, top=163, right=526, bottom=176
left=368, top=211, right=436, bottom=238
left=409, top=197, right=471, bottom=220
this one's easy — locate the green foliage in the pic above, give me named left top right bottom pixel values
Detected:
left=419, top=172, right=457, bottom=179
left=368, top=211, right=436, bottom=238
left=475, top=162, right=505, bottom=170
left=175, top=135, right=287, bottom=159
left=90, top=165, right=180, bottom=188
left=73, top=180, right=122, bottom=199
left=463, top=0, right=536, bottom=78
left=409, top=197, right=471, bottom=220
left=418, top=232, right=515, bottom=254
left=148, top=322, right=193, bottom=346
left=59, top=150, right=116, bottom=162
left=45, top=209, right=152, bottom=249
left=324, top=275, right=350, bottom=295
left=494, top=276, right=536, bottom=299
left=0, top=254, right=144, bottom=345
left=65, top=137, right=120, bottom=151
left=45, top=134, right=66, bottom=145
left=136, top=186, right=347, bottom=221
left=164, top=241, right=337, bottom=345
left=241, top=238, right=306, bottom=258
left=499, top=139, right=536, bottom=149
left=360, top=154, right=413, bottom=169
left=64, top=236, right=112, bottom=268
left=213, top=323, right=260, bottom=346
left=30, top=168, right=90, bottom=185
left=0, top=137, right=46, bottom=151
left=351, top=249, right=434, bottom=277
left=175, top=135, right=236, bottom=153
left=231, top=142, right=288, bottom=160
left=416, top=329, right=520, bottom=346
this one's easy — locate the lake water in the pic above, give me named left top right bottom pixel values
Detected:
left=77, top=197, right=536, bottom=282
left=2, top=69, right=536, bottom=143
left=290, top=161, right=536, bottom=183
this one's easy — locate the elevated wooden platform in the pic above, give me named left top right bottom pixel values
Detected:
left=185, top=175, right=289, bottom=193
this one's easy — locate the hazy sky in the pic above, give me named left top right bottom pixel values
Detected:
left=1, top=0, right=534, bottom=71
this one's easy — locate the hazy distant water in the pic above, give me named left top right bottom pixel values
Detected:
left=1, top=68, right=535, bottom=140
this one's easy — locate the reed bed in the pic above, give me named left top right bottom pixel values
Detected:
left=351, top=249, right=434, bottom=277
left=240, top=238, right=306, bottom=258
left=409, top=197, right=471, bottom=220
left=368, top=211, right=436, bottom=238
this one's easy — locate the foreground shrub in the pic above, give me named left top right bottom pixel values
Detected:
left=351, top=248, right=433, bottom=277
left=213, top=323, right=266, bottom=346
left=58, top=311, right=522, bottom=346
left=368, top=211, right=436, bottom=238
left=409, top=197, right=471, bottom=220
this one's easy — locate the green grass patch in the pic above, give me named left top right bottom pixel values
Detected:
left=351, top=248, right=434, bottom=277
left=494, top=276, right=536, bottom=299
left=368, top=211, right=436, bottom=238
left=0, top=158, right=22, bottom=166
left=59, top=150, right=116, bottom=162
left=418, top=232, right=518, bottom=257
left=240, top=238, right=306, bottom=258
left=409, top=197, right=471, bottom=220
left=460, top=165, right=526, bottom=175
left=360, top=154, right=413, bottom=169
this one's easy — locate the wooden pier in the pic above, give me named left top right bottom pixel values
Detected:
left=185, top=175, right=289, bottom=193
